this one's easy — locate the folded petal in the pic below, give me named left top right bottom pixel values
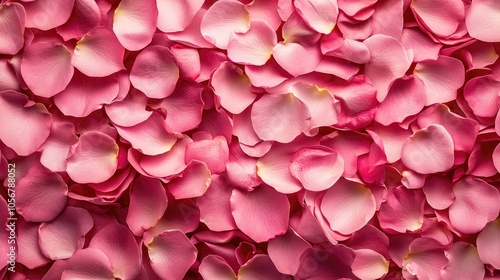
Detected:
left=0, top=2, right=25, bottom=55
left=251, top=93, right=311, bottom=143
left=0, top=90, right=52, bottom=156
left=411, top=0, right=464, bottom=37
left=185, top=136, right=229, bottom=174
left=168, top=160, right=211, bottom=199
left=0, top=58, right=20, bottom=91
left=247, top=0, right=282, bottom=30
left=402, top=237, right=448, bottom=280
left=414, top=56, right=465, bottom=105
left=146, top=230, right=198, bottom=280
left=225, top=141, right=262, bottom=191
left=23, top=0, right=74, bottom=30
left=231, top=185, right=290, bottom=242
left=72, top=27, right=125, bottom=77
left=112, top=0, right=157, bottom=50
left=138, top=136, right=191, bottom=178
left=449, top=177, right=500, bottom=234
left=378, top=187, right=425, bottom=233
left=401, top=124, right=454, bottom=174
left=227, top=20, right=277, bottom=66
left=61, top=248, right=114, bottom=280
left=56, top=0, right=101, bottom=41
left=477, top=219, right=500, bottom=269
left=200, top=0, right=250, bottom=49
left=130, top=45, right=179, bottom=99
left=268, top=228, right=312, bottom=275
left=367, top=123, right=411, bottom=163
left=245, top=58, right=290, bottom=88
left=197, top=175, right=238, bottom=231
left=17, top=163, right=68, bottom=222
left=294, top=0, right=338, bottom=34
left=66, top=131, right=119, bottom=184
left=289, top=82, right=338, bottom=129
left=156, top=0, right=203, bottom=32
left=38, top=207, right=93, bottom=260
left=466, top=0, right=500, bottom=42
left=20, top=40, right=74, bottom=98
left=238, top=254, right=286, bottom=280
left=273, top=42, right=322, bottom=77
left=352, top=249, right=389, bottom=280
left=167, top=8, right=214, bottom=48
left=441, top=242, right=485, bottom=280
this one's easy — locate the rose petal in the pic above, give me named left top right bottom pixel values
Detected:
left=352, top=249, right=389, bottom=280
left=411, top=0, right=464, bottom=37
left=402, top=237, right=448, bottom=280
left=477, top=219, right=500, bottom=269
left=441, top=242, right=485, bottom=280
left=185, top=136, right=229, bottom=174
left=0, top=3, right=25, bottom=55
left=268, top=228, right=311, bottom=275
left=463, top=75, right=500, bottom=119
left=61, top=248, right=114, bottom=280
left=23, top=0, right=74, bottom=30
left=105, top=89, right=152, bottom=127
left=238, top=254, right=286, bottom=280
left=200, top=255, right=237, bottom=280
left=17, top=219, right=50, bottom=269
left=56, top=0, right=102, bottom=41
left=466, top=0, right=500, bottom=42
left=112, top=0, right=157, bottom=50
left=273, top=42, right=322, bottom=77
left=378, top=186, right=425, bottom=233
left=227, top=20, right=277, bottom=66
left=156, top=0, right=204, bottom=32
left=289, top=82, right=338, bottom=129
left=168, top=160, right=211, bottom=199
left=422, top=175, right=455, bottom=210
left=294, top=0, right=338, bottom=34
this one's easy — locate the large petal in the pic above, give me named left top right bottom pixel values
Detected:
left=105, top=90, right=152, bottom=127
left=231, top=184, right=290, bottom=243
left=156, top=0, right=204, bottom=32
left=40, top=121, right=78, bottom=172
left=465, top=0, right=500, bottom=42
left=441, top=242, right=485, bottom=280
left=294, top=0, right=338, bottom=34
left=477, top=219, right=500, bottom=269
left=402, top=237, right=448, bottom=280
left=17, top=219, right=50, bottom=269
left=227, top=20, right=277, bottom=66
left=268, top=228, right=311, bottom=275
left=22, top=0, right=74, bottom=30
left=66, top=131, right=119, bottom=184
left=273, top=42, right=322, bottom=77
left=378, top=186, right=425, bottom=233
left=422, top=175, right=455, bottom=210
left=61, top=248, right=114, bottom=280
left=0, top=2, right=25, bottom=55
left=199, top=255, right=237, bottom=280
left=0, top=90, right=52, bottom=156
left=463, top=75, right=500, bottom=118
left=112, top=0, right=157, bottom=50
left=411, top=0, right=464, bottom=37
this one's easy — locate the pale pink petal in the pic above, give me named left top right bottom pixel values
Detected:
left=247, top=0, right=282, bottom=30
left=422, top=175, right=455, bottom=210
left=61, top=248, right=114, bottom=280
left=22, top=0, right=74, bottom=30
left=464, top=75, right=500, bottom=118
left=115, top=112, right=177, bottom=156
left=401, top=124, right=455, bottom=174
left=40, top=122, right=78, bottom=172
left=126, top=176, right=168, bottom=236
left=294, top=0, right=338, bottom=34
left=322, top=130, right=371, bottom=177
left=321, top=178, right=376, bottom=235
left=268, top=228, right=312, bottom=275
left=146, top=230, right=198, bottom=280
left=321, top=31, right=370, bottom=63
left=441, top=242, right=485, bottom=280
left=289, top=146, right=344, bottom=192
left=105, top=90, right=152, bottom=127
left=374, top=75, right=426, bottom=125
left=197, top=175, right=238, bottom=232
left=477, top=219, right=500, bottom=269
left=281, top=11, right=321, bottom=44
left=225, top=141, right=262, bottom=191
left=367, top=123, right=411, bottom=163
left=72, top=27, right=125, bottom=77
left=17, top=219, right=50, bottom=269
left=56, top=0, right=101, bottom=41
left=38, top=207, right=93, bottom=260
left=54, top=72, right=119, bottom=118
left=168, top=160, right=211, bottom=199
left=0, top=3, right=25, bottom=55
left=363, top=34, right=411, bottom=101
left=411, top=0, right=464, bottom=37
left=449, top=177, right=500, bottom=234
left=130, top=45, right=180, bottom=99
left=199, top=255, right=237, bottom=280
left=20, top=40, right=73, bottom=98
left=238, top=255, right=286, bottom=280
left=112, top=0, right=157, bottom=50
left=245, top=58, right=290, bottom=88
left=17, top=163, right=68, bottom=222
left=89, top=223, right=141, bottom=280
left=185, top=136, right=229, bottom=174
left=289, top=82, right=338, bottom=129
left=66, top=131, right=119, bottom=184
left=371, top=0, right=403, bottom=38
left=227, top=20, right=277, bottom=66
left=251, top=93, right=311, bottom=143
left=295, top=246, right=357, bottom=279
left=352, top=249, right=389, bottom=280
left=167, top=8, right=214, bottom=48
left=138, top=136, right=191, bottom=178
left=156, top=0, right=203, bottom=32
left=231, top=185, right=290, bottom=242
left=414, top=56, right=465, bottom=105
left=402, top=237, right=448, bottom=280
left=211, top=61, right=256, bottom=114
left=378, top=187, right=425, bottom=233
left=200, top=0, right=250, bottom=49
left=0, top=90, right=52, bottom=156
left=316, top=56, right=360, bottom=80
left=171, top=44, right=201, bottom=80
left=466, top=0, right=500, bottom=42
left=273, top=42, right=322, bottom=77
left=400, top=28, right=442, bottom=62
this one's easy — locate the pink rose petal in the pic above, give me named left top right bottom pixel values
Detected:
left=477, top=219, right=500, bottom=269
left=293, top=0, right=338, bottom=34
left=0, top=3, right=25, bottom=55
left=156, top=0, right=204, bottom=32
left=441, top=242, right=485, bottom=280
left=227, top=20, right=277, bottom=66
left=22, top=0, right=74, bottom=30
left=112, top=0, right=157, bottom=50
left=466, top=0, right=500, bottom=42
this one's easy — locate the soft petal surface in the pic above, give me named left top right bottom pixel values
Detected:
left=62, top=248, right=114, bottom=280
left=466, top=0, right=500, bottom=42
left=351, top=249, right=389, bottom=280
left=56, top=0, right=101, bottom=40
left=167, top=160, right=211, bottom=199
left=402, top=237, right=448, bottom=280
left=112, top=0, right=157, bottom=50
left=156, top=0, right=204, bottom=32
left=289, top=82, right=338, bottom=129
left=185, top=136, right=229, bottom=174
left=294, top=0, right=338, bottom=34
left=268, top=228, right=312, bottom=275
left=477, top=219, right=500, bottom=269
left=378, top=187, right=425, bottom=233
left=411, top=0, right=464, bottom=37
left=199, top=255, right=237, bottom=280
left=238, top=254, right=286, bottom=280
left=23, top=0, right=74, bottom=30
left=197, top=175, right=238, bottom=231
left=0, top=3, right=25, bottom=55
left=227, top=20, right=277, bottom=66
left=441, top=242, right=485, bottom=280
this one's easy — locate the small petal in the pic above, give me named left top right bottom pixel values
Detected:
left=402, top=237, right=448, bottom=280
left=352, top=249, right=389, bottom=280
left=268, top=228, right=312, bottom=275
left=463, top=75, right=500, bottom=118
left=238, top=255, right=287, bottom=280
left=185, top=136, right=229, bottom=174
left=422, top=175, right=455, bottom=210
left=112, top=0, right=157, bottom=50
left=56, top=0, right=102, bottom=41
left=199, top=255, right=237, bottom=280
left=273, top=42, right=322, bottom=77
left=227, top=20, right=277, bottom=66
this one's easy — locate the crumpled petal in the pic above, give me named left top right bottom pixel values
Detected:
left=466, top=0, right=500, bottom=42
left=378, top=186, right=425, bottom=233
left=112, top=0, right=157, bottom=50
left=293, top=0, right=338, bottom=34
left=23, top=0, right=74, bottom=30
left=156, top=0, right=204, bottom=32
left=441, top=242, right=485, bottom=280
left=476, top=219, right=500, bottom=269
left=227, top=20, right=277, bottom=66
left=0, top=2, right=25, bottom=55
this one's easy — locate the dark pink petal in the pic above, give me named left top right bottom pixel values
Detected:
left=199, top=255, right=237, bottom=280
left=351, top=249, right=389, bottom=280
left=449, top=177, right=500, bottom=234
left=17, top=163, right=68, bottom=222
left=231, top=185, right=290, bottom=242
left=289, top=146, right=344, bottom=192
left=0, top=90, right=52, bottom=156
left=17, top=220, right=50, bottom=269
left=20, top=40, right=73, bottom=98
left=146, top=230, right=198, bottom=280
left=89, top=223, right=141, bottom=280
left=374, top=75, right=426, bottom=125
left=321, top=178, right=376, bottom=235
left=477, top=219, right=500, bottom=269
left=295, top=246, right=357, bottom=279
left=414, top=56, right=465, bottom=105
left=344, top=224, right=390, bottom=260
left=211, top=62, right=256, bottom=114
left=105, top=90, right=152, bottom=127
left=0, top=3, right=25, bottom=55
left=401, top=124, right=454, bottom=174
left=464, top=75, right=500, bottom=118
left=466, top=0, right=500, bottom=42
left=402, top=237, right=448, bottom=280
left=441, top=242, right=485, bottom=280
left=268, top=228, right=311, bottom=275
left=72, top=27, right=125, bottom=77
left=400, top=28, right=441, bottom=62
left=115, top=112, right=177, bottom=156
left=494, top=143, right=500, bottom=173
left=185, top=136, right=229, bottom=174
left=156, top=0, right=203, bottom=32
left=197, top=175, right=238, bottom=231
left=54, top=72, right=120, bottom=117
left=0, top=197, right=8, bottom=269
left=289, top=82, right=338, bottom=129
left=112, top=0, right=157, bottom=50
left=225, top=141, right=262, bottom=191
left=227, top=20, right=276, bottom=66
left=200, top=0, right=250, bottom=49
left=251, top=93, right=311, bottom=143
left=422, top=175, right=455, bottom=210
left=38, top=207, right=93, bottom=260
left=130, top=45, right=180, bottom=99
left=238, top=254, right=286, bottom=280
left=378, top=187, right=425, bottom=233
left=294, top=0, right=338, bottom=34
left=363, top=34, right=411, bottom=101
left=56, top=0, right=101, bottom=41
left=61, top=248, right=114, bottom=280
left=168, top=160, right=211, bottom=199
left=66, top=131, right=119, bottom=184
left=273, top=42, right=322, bottom=77
left=411, top=0, right=464, bottom=37
left=23, top=0, right=74, bottom=30
left=126, top=176, right=168, bottom=236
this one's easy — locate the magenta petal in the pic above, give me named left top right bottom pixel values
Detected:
left=199, top=255, right=237, bottom=280
left=231, top=185, right=290, bottom=242
left=168, top=160, right=211, bottom=199
left=238, top=254, right=286, bottom=280
left=294, top=0, right=338, bottom=34
left=0, top=3, right=25, bottom=55
left=227, top=20, right=277, bottom=66
left=441, top=242, right=485, bottom=280
left=112, top=0, right=157, bottom=50
left=23, top=0, right=74, bottom=30
left=378, top=186, right=425, bottom=233
left=61, top=248, right=114, bottom=280
left=147, top=230, right=198, bottom=280
left=477, top=219, right=500, bottom=269
left=422, top=175, right=455, bottom=210
left=268, top=228, right=311, bottom=275
left=156, top=0, right=203, bottom=32
left=466, top=0, right=500, bottom=42
left=38, top=207, right=93, bottom=260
